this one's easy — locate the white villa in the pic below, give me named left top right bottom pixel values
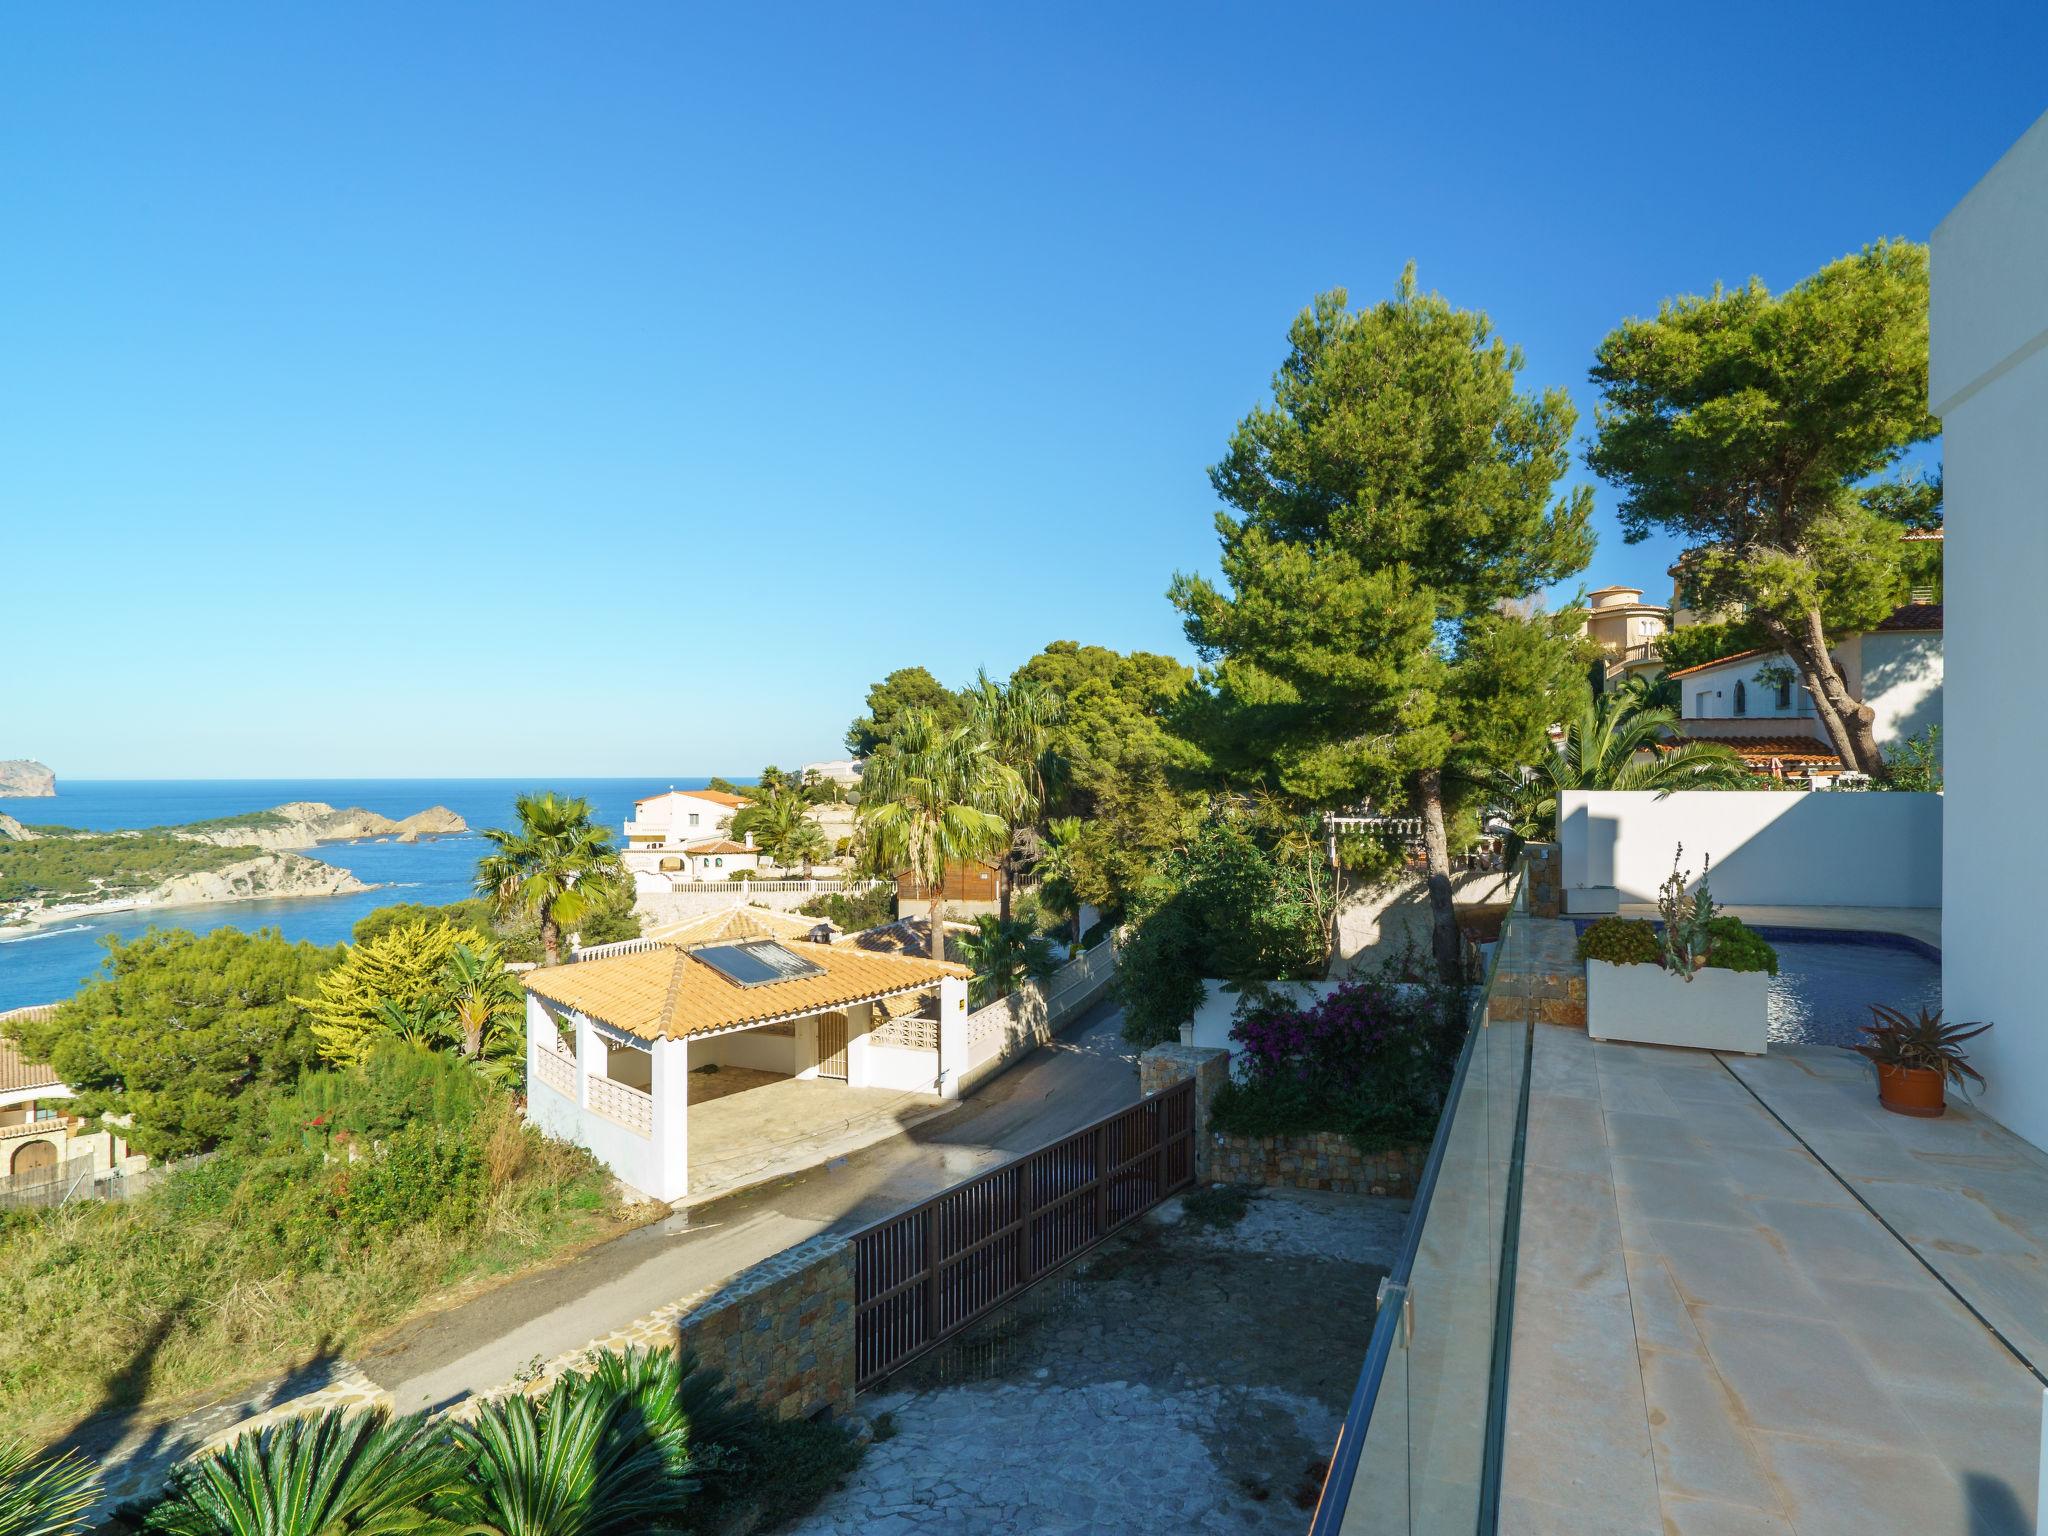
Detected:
left=522, top=903, right=969, bottom=1202
left=0, top=1026, right=142, bottom=1187
left=621, top=788, right=763, bottom=892
left=1663, top=602, right=1944, bottom=777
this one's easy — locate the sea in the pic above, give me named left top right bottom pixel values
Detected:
left=0, top=778, right=727, bottom=1011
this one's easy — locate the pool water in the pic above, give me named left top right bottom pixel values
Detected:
left=1756, top=930, right=1942, bottom=1049
left=1570, top=920, right=1942, bottom=1050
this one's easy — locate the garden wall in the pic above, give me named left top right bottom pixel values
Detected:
left=509, top=1233, right=858, bottom=1421
left=1558, top=789, right=1941, bottom=909
left=1204, top=1131, right=1425, bottom=1197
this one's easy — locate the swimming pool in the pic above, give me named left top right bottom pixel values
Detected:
left=1753, top=928, right=1942, bottom=1049
left=1569, top=922, right=1941, bottom=1049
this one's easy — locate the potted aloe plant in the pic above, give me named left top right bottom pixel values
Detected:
left=1848, top=1005, right=1991, bottom=1118
left=1578, top=848, right=1778, bottom=1054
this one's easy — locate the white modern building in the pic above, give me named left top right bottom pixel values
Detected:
left=1933, top=108, right=2048, bottom=1151
left=621, top=788, right=763, bottom=892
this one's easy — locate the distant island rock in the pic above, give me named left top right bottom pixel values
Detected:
left=0, top=760, right=56, bottom=797
left=171, top=802, right=469, bottom=851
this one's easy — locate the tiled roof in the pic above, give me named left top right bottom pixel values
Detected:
left=643, top=904, right=826, bottom=947
left=1875, top=602, right=1943, bottom=632
left=681, top=839, right=754, bottom=856
left=852, top=917, right=974, bottom=962
left=1677, top=735, right=1846, bottom=770
left=1663, top=648, right=1774, bottom=680
left=0, top=1038, right=63, bottom=1095
left=523, top=938, right=968, bottom=1042
left=635, top=788, right=750, bottom=808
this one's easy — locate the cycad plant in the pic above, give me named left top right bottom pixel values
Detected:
left=440, top=940, right=525, bottom=1081
left=143, top=1410, right=454, bottom=1536
left=1487, top=685, right=1750, bottom=855
left=441, top=1366, right=693, bottom=1536
left=579, top=1347, right=746, bottom=1477
left=0, top=1441, right=101, bottom=1536
left=476, top=793, right=626, bottom=967
left=858, top=708, right=1026, bottom=967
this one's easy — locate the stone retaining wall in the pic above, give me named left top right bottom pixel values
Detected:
left=1204, top=1131, right=1426, bottom=1198
left=504, top=1233, right=858, bottom=1421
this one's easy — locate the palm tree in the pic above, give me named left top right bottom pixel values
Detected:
left=442, top=939, right=525, bottom=1080
left=731, top=785, right=823, bottom=873
left=1488, top=686, right=1750, bottom=857
left=442, top=1369, right=692, bottom=1536
left=783, top=817, right=830, bottom=877
left=858, top=708, right=1026, bottom=966
left=476, top=793, right=625, bottom=967
left=965, top=671, right=1061, bottom=922
left=1033, top=816, right=1086, bottom=941
left=951, top=915, right=1062, bottom=1007
left=145, top=1410, right=454, bottom=1536
left=0, top=1441, right=100, bottom=1536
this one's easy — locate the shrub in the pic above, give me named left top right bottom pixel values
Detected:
left=1575, top=914, right=1777, bottom=974
left=1576, top=918, right=1660, bottom=967
left=1209, top=980, right=1458, bottom=1152
left=797, top=883, right=896, bottom=932
left=1704, top=915, right=1778, bottom=975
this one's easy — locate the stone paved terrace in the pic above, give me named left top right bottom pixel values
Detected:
left=1506, top=1021, right=2046, bottom=1536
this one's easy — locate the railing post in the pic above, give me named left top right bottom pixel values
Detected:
left=1016, top=1156, right=1037, bottom=1286
left=923, top=1201, right=942, bottom=1346
left=1096, top=1121, right=1112, bottom=1234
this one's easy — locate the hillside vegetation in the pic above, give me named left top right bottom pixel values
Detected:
left=0, top=831, right=260, bottom=905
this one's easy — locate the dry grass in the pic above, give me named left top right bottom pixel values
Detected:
left=0, top=1112, right=633, bottom=1448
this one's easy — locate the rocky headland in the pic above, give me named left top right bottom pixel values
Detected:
left=0, top=801, right=461, bottom=930
left=0, top=760, right=56, bottom=797
left=172, top=801, right=469, bottom=850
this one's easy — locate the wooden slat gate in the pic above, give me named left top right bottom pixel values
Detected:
left=851, top=1079, right=1196, bottom=1388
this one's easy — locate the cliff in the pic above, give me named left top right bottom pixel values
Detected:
left=172, top=802, right=469, bottom=851
left=0, top=815, right=38, bottom=842
left=0, top=761, right=56, bottom=797
left=143, top=852, right=370, bottom=908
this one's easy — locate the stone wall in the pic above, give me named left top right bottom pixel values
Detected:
left=1525, top=842, right=1562, bottom=918
left=1203, top=1130, right=1425, bottom=1198
left=507, top=1232, right=858, bottom=1421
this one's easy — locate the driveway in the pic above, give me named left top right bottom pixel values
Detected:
left=360, top=993, right=1145, bottom=1413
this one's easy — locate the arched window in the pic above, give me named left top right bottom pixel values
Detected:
left=1734, top=680, right=1748, bottom=716
left=1774, top=676, right=1793, bottom=708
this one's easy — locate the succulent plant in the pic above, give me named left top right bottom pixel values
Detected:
left=1849, top=1005, right=1991, bottom=1090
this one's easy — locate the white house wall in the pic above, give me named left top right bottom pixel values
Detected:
left=1558, top=789, right=1941, bottom=908
left=1934, top=109, right=2048, bottom=1151
left=1858, top=631, right=1943, bottom=747
left=688, top=1026, right=800, bottom=1076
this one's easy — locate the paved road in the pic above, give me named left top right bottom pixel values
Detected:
left=359, top=995, right=1144, bottom=1413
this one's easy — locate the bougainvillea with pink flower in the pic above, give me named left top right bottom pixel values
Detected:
left=1214, top=979, right=1459, bottom=1150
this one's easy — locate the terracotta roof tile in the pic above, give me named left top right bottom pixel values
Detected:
left=1674, top=734, right=1846, bottom=770
left=523, top=938, right=968, bottom=1042
left=0, top=1038, right=63, bottom=1095
left=643, top=904, right=825, bottom=946
left=1664, top=647, right=1774, bottom=680
left=1875, top=602, right=1943, bottom=632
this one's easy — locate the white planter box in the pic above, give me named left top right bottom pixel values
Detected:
left=1585, top=959, right=1769, bottom=1055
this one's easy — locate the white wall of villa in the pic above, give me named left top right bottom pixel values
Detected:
left=1558, top=789, right=1942, bottom=909
left=523, top=975, right=969, bottom=1203
left=1933, top=108, right=2048, bottom=1151
left=1677, top=629, right=1942, bottom=749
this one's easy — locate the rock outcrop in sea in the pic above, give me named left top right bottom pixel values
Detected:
left=145, top=852, right=371, bottom=907
left=0, top=760, right=56, bottom=797
left=173, top=802, right=469, bottom=851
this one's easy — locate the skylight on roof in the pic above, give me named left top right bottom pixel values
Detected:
left=690, top=939, right=826, bottom=988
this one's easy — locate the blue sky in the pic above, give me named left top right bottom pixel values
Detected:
left=5, top=3, right=2042, bottom=778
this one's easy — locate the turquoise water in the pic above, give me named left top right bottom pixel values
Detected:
left=0, top=778, right=732, bottom=1010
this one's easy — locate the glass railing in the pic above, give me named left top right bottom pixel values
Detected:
left=1311, top=862, right=1536, bottom=1535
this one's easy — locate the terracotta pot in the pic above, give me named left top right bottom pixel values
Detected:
left=1875, top=1063, right=1947, bottom=1118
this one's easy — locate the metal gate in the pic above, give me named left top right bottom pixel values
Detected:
left=817, top=1010, right=849, bottom=1080
left=850, top=1079, right=1196, bottom=1387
